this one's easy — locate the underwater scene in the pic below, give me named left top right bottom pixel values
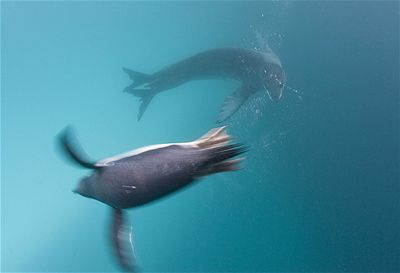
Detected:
left=1, top=1, right=399, bottom=272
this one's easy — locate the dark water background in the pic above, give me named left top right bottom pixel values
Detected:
left=2, top=1, right=399, bottom=272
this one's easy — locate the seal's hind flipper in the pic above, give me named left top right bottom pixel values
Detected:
left=124, top=89, right=156, bottom=121
left=217, top=85, right=252, bottom=123
left=195, top=126, right=230, bottom=148
left=196, top=158, right=244, bottom=176
left=194, top=126, right=248, bottom=177
left=197, top=143, right=248, bottom=177
left=122, top=67, right=152, bottom=89
left=111, top=208, right=139, bottom=272
left=205, top=143, right=249, bottom=165
left=57, top=126, right=101, bottom=169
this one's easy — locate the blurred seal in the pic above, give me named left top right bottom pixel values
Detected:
left=58, top=126, right=247, bottom=271
left=123, top=47, right=286, bottom=122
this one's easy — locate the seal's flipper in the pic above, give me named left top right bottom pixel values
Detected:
left=124, top=89, right=156, bottom=121
left=196, top=139, right=248, bottom=177
left=192, top=126, right=248, bottom=176
left=195, top=126, right=230, bottom=148
left=57, top=127, right=101, bottom=169
left=255, top=30, right=273, bottom=53
left=111, top=208, right=138, bottom=272
left=217, top=85, right=252, bottom=123
left=205, top=143, right=249, bottom=164
left=196, top=158, right=244, bottom=176
left=122, top=67, right=152, bottom=89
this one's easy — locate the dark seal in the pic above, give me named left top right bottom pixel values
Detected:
left=123, top=47, right=286, bottom=122
left=58, top=126, right=247, bottom=271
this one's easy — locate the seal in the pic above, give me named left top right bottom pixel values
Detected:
left=123, top=47, right=286, bottom=122
left=58, top=126, right=247, bottom=271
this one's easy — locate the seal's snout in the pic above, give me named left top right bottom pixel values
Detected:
left=73, top=176, right=94, bottom=198
left=267, top=88, right=283, bottom=102
left=270, top=93, right=281, bottom=102
left=73, top=183, right=83, bottom=195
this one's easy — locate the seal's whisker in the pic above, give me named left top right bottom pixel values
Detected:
left=285, top=84, right=303, bottom=101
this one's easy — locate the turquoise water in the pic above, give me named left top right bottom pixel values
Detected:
left=2, top=1, right=399, bottom=272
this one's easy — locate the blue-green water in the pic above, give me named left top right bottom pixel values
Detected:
left=1, top=1, right=399, bottom=272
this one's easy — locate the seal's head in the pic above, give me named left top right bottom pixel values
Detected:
left=262, top=63, right=286, bottom=102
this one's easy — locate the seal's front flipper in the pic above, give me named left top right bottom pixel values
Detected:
left=217, top=85, right=252, bottom=123
left=122, top=67, right=152, bottom=89
left=57, top=127, right=101, bottom=169
left=111, top=208, right=138, bottom=272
